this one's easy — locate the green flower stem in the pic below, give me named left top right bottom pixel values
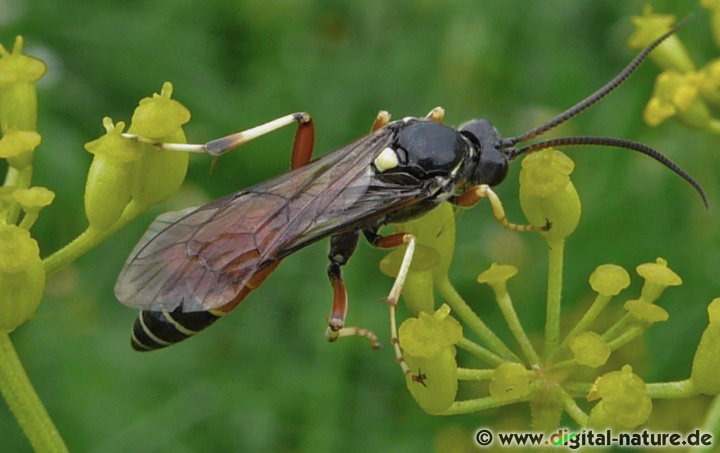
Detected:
left=547, top=359, right=579, bottom=376
left=456, top=368, right=494, bottom=381
left=555, top=386, right=589, bottom=426
left=441, top=380, right=543, bottom=415
left=559, top=294, right=612, bottom=351
left=0, top=333, right=68, bottom=452
left=3, top=164, right=33, bottom=225
left=43, top=200, right=145, bottom=276
left=441, top=396, right=508, bottom=415
left=606, top=326, right=644, bottom=351
left=602, top=313, right=634, bottom=343
left=456, top=338, right=506, bottom=367
left=563, top=381, right=593, bottom=397
left=495, top=290, right=540, bottom=365
left=544, top=238, right=565, bottom=360
left=646, top=379, right=696, bottom=399
left=437, top=275, right=520, bottom=362
left=18, top=211, right=39, bottom=230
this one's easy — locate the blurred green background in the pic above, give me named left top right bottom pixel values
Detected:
left=2, top=0, right=720, bottom=451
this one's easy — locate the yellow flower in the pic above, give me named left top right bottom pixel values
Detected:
left=519, top=149, right=581, bottom=243
left=84, top=118, right=142, bottom=229
left=588, top=365, right=652, bottom=429
left=0, top=225, right=45, bottom=332
left=399, top=304, right=462, bottom=414
left=130, top=82, right=191, bottom=207
left=589, top=264, right=630, bottom=297
left=570, top=332, right=611, bottom=368
left=691, top=298, right=720, bottom=395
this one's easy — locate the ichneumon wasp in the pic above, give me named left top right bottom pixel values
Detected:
left=115, top=20, right=706, bottom=384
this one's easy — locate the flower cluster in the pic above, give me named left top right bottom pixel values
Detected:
left=0, top=36, right=192, bottom=450
left=632, top=4, right=720, bottom=132
left=385, top=146, right=720, bottom=430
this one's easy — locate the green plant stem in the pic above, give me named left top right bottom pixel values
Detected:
left=544, top=238, right=565, bottom=360
left=3, top=164, right=33, bottom=224
left=606, top=326, right=644, bottom=351
left=602, top=313, right=634, bottom=343
left=646, top=379, right=696, bottom=399
left=456, top=338, right=506, bottom=367
left=559, top=293, right=611, bottom=350
left=456, top=368, right=494, bottom=381
left=441, top=380, right=543, bottom=415
left=0, top=333, right=68, bottom=452
left=437, top=275, right=520, bottom=362
left=43, top=200, right=145, bottom=276
left=556, top=386, right=589, bottom=426
left=494, top=289, right=540, bottom=365
left=563, top=381, right=593, bottom=398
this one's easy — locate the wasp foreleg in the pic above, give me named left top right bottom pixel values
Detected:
left=325, top=230, right=382, bottom=349
left=365, top=229, right=426, bottom=385
left=453, top=184, right=550, bottom=232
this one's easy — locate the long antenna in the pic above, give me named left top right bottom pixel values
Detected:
left=508, top=136, right=708, bottom=209
left=500, top=14, right=707, bottom=209
left=502, top=15, right=692, bottom=147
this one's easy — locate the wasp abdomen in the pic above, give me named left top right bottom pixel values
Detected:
left=130, top=260, right=281, bottom=351
left=131, top=309, right=223, bottom=351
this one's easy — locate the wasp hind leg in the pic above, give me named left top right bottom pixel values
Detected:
left=122, top=112, right=316, bottom=170
left=364, top=228, right=426, bottom=386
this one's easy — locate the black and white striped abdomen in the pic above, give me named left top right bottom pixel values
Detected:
left=131, top=309, right=223, bottom=351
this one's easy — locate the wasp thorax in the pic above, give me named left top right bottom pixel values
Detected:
left=392, top=120, right=468, bottom=177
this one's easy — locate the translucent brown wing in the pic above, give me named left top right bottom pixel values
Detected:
left=115, top=127, right=438, bottom=312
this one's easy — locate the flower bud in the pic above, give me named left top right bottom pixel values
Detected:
left=570, top=331, right=611, bottom=368
left=589, top=264, right=630, bottom=297
left=519, top=149, right=581, bottom=243
left=477, top=263, right=517, bottom=298
left=84, top=118, right=142, bottom=229
left=399, top=304, right=462, bottom=414
left=643, top=71, right=713, bottom=129
left=636, top=258, right=681, bottom=302
left=130, top=82, right=190, bottom=207
left=588, top=365, right=652, bottom=429
left=691, top=298, right=720, bottom=395
left=0, top=127, right=41, bottom=170
left=0, top=36, right=46, bottom=131
left=624, top=299, right=669, bottom=324
left=0, top=225, right=45, bottom=332
left=13, top=186, right=54, bottom=229
left=628, top=6, right=695, bottom=73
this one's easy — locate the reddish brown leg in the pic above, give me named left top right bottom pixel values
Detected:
left=324, top=231, right=381, bottom=349
left=122, top=112, right=315, bottom=169
left=290, top=116, right=315, bottom=169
